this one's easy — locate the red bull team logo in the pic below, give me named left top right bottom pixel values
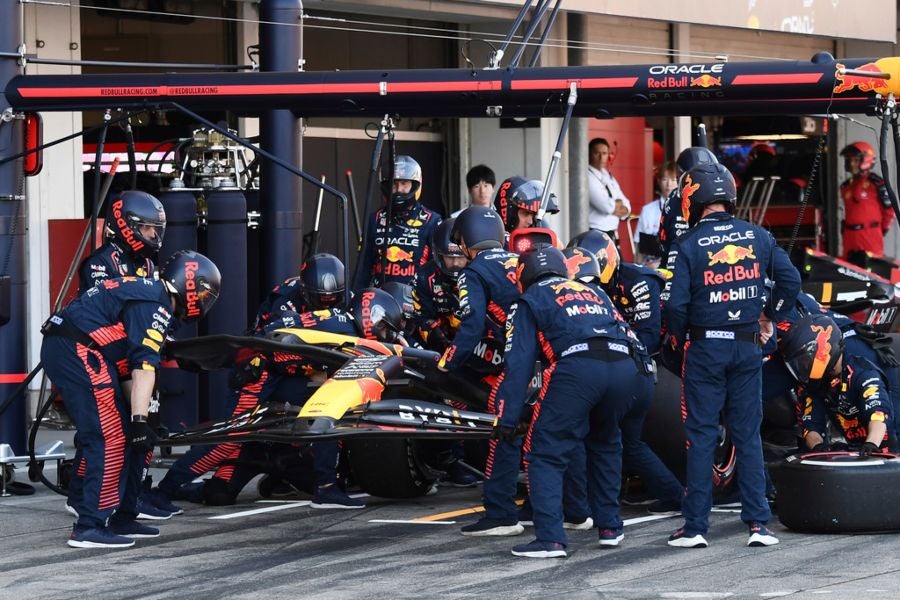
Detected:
left=681, top=174, right=699, bottom=222
left=565, top=250, right=592, bottom=278
left=385, top=246, right=414, bottom=263
left=809, top=324, right=833, bottom=380
left=184, top=260, right=201, bottom=318
left=112, top=199, right=143, bottom=252
left=707, top=244, right=756, bottom=266
left=833, top=62, right=890, bottom=94
left=691, top=74, right=722, bottom=88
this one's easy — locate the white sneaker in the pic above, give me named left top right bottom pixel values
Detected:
left=667, top=528, right=709, bottom=548
left=563, top=517, right=594, bottom=530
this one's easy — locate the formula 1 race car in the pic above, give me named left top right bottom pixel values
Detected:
left=160, top=328, right=497, bottom=497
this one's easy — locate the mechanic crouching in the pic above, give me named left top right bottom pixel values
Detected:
left=780, top=313, right=893, bottom=453
left=41, top=251, right=220, bottom=548
left=494, top=246, right=653, bottom=558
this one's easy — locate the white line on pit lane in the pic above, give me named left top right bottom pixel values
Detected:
left=659, top=593, right=734, bottom=599
left=209, top=494, right=368, bottom=519
left=368, top=519, right=457, bottom=525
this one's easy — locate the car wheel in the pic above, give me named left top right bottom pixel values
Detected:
left=771, top=451, right=900, bottom=533
left=346, top=438, right=438, bottom=498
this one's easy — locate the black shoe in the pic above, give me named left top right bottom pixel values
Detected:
left=647, top=499, right=682, bottom=515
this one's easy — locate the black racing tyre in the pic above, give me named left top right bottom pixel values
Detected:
left=346, top=438, right=437, bottom=498
left=771, top=451, right=900, bottom=533
left=643, top=366, right=737, bottom=495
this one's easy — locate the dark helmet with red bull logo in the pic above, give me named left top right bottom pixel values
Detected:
left=301, top=253, right=345, bottom=310
left=562, top=247, right=602, bottom=284
left=381, top=155, right=423, bottom=216
left=382, top=282, right=414, bottom=321
left=451, top=206, right=505, bottom=251
left=680, top=163, right=737, bottom=227
left=160, top=250, right=221, bottom=322
left=432, top=217, right=466, bottom=280
left=840, top=141, right=876, bottom=171
left=566, top=230, right=619, bottom=285
left=779, top=313, right=844, bottom=384
left=350, top=287, right=404, bottom=343
left=494, top=177, right=556, bottom=232
left=516, top=246, right=569, bottom=293
left=676, top=146, right=719, bottom=175
left=106, top=190, right=166, bottom=259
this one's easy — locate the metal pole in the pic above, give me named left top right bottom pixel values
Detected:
left=489, top=0, right=534, bottom=69
left=566, top=12, right=589, bottom=237
left=260, top=0, right=303, bottom=290
left=0, top=0, right=26, bottom=453
left=538, top=81, right=577, bottom=220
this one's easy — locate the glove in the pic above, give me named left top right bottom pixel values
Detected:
left=228, top=353, right=267, bottom=390
left=491, top=423, right=519, bottom=443
left=858, top=441, right=882, bottom=455
left=808, top=442, right=827, bottom=452
left=129, top=420, right=158, bottom=454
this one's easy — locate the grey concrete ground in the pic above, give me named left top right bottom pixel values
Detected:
left=2, top=431, right=900, bottom=599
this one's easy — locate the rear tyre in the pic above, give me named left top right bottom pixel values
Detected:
left=346, top=438, right=438, bottom=498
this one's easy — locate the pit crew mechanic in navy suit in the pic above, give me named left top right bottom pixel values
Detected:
left=779, top=313, right=893, bottom=453
left=565, top=237, right=685, bottom=515
left=42, top=250, right=220, bottom=548
left=77, top=190, right=165, bottom=293
left=493, top=246, right=651, bottom=558
left=766, top=293, right=900, bottom=450
left=72, top=190, right=172, bottom=519
left=355, top=155, right=441, bottom=290
left=437, top=206, right=524, bottom=536
left=412, top=218, right=466, bottom=352
left=663, top=162, right=800, bottom=549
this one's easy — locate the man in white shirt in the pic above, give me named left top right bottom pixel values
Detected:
left=588, top=138, right=630, bottom=243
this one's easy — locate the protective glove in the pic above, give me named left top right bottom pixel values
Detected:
left=228, top=353, right=267, bottom=390
left=858, top=441, right=882, bottom=455
left=129, top=420, right=158, bottom=454
left=808, top=442, right=827, bottom=452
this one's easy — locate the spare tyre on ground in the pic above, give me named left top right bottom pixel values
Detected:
left=771, top=451, right=900, bottom=533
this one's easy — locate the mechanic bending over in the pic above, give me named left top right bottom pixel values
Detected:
left=492, top=246, right=654, bottom=558
left=663, top=162, right=800, bottom=549
left=780, top=313, right=893, bottom=454
left=436, top=206, right=526, bottom=536
left=71, top=190, right=180, bottom=519
left=42, top=251, right=220, bottom=549
left=564, top=236, right=684, bottom=516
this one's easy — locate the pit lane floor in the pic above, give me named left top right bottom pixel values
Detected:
left=3, top=438, right=900, bottom=599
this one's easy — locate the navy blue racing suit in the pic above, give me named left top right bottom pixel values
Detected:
left=411, top=261, right=459, bottom=352
left=72, top=240, right=157, bottom=505
left=768, top=293, right=900, bottom=448
left=663, top=211, right=800, bottom=537
left=355, top=202, right=441, bottom=290
left=251, top=277, right=310, bottom=334
left=495, top=277, right=650, bottom=545
left=658, top=188, right=690, bottom=258
left=77, top=240, right=155, bottom=294
left=438, top=248, right=521, bottom=522
left=41, top=278, right=175, bottom=529
left=605, top=263, right=684, bottom=507
left=799, top=354, right=892, bottom=449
